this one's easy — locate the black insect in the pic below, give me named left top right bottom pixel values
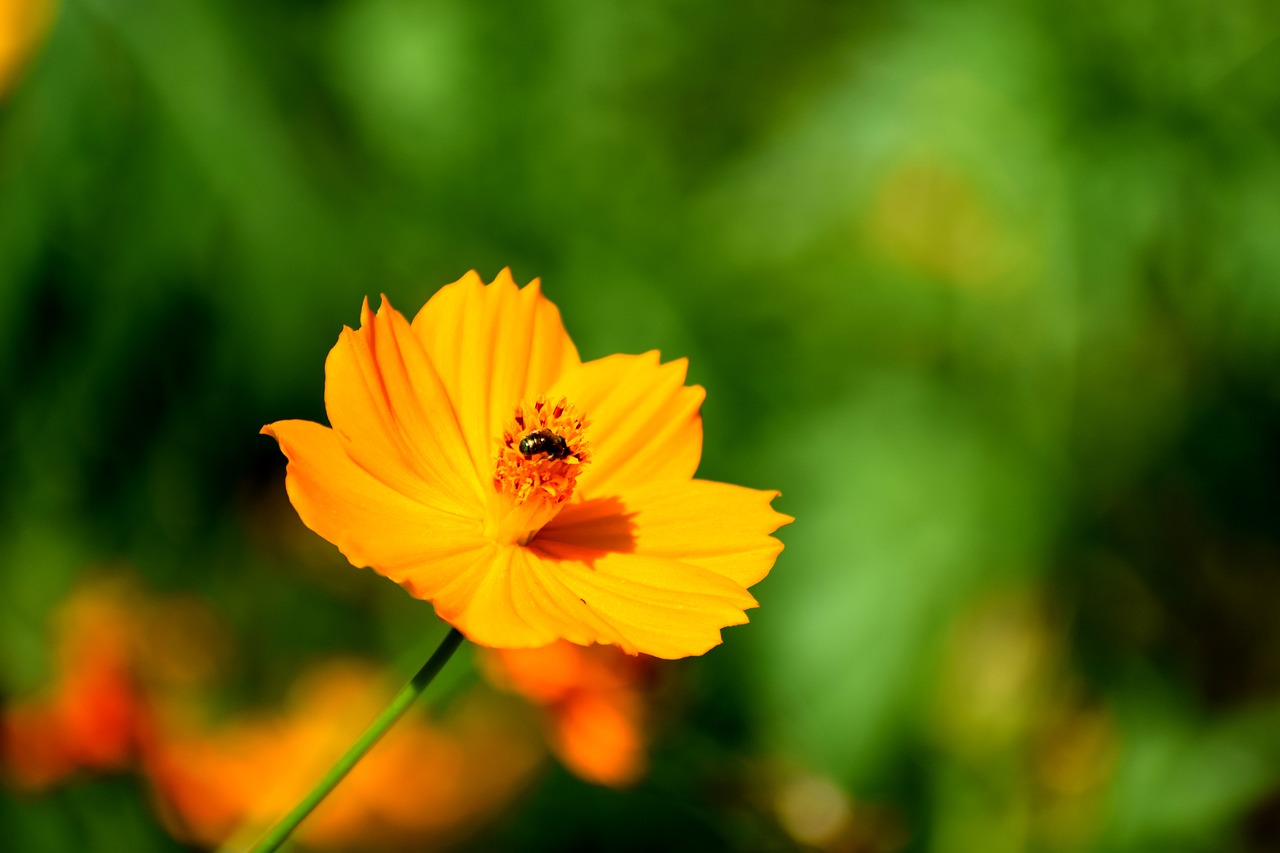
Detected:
left=518, top=430, right=571, bottom=460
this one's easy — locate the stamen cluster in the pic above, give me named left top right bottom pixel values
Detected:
left=494, top=396, right=591, bottom=506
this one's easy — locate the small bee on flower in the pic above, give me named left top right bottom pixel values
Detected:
left=518, top=430, right=572, bottom=461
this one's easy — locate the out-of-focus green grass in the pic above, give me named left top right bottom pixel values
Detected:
left=4, top=0, right=1280, bottom=850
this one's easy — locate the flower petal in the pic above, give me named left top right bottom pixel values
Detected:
left=525, top=544, right=758, bottom=659
left=421, top=533, right=755, bottom=658
left=433, top=545, right=622, bottom=651
left=411, top=270, right=581, bottom=480
left=548, top=352, right=704, bottom=498
left=542, top=481, right=791, bottom=588
left=324, top=297, right=483, bottom=516
left=261, top=420, right=488, bottom=584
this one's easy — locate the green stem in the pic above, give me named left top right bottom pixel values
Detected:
left=244, top=628, right=466, bottom=853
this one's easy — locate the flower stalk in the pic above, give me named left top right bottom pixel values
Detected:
left=242, top=628, right=466, bottom=853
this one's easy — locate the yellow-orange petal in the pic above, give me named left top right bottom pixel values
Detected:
left=423, top=536, right=755, bottom=658
left=525, top=545, right=758, bottom=659
left=548, top=352, right=704, bottom=498
left=426, top=543, right=557, bottom=648
left=261, top=420, right=488, bottom=581
left=323, top=296, right=483, bottom=517
left=411, top=270, right=581, bottom=480
left=542, top=481, right=791, bottom=589
left=430, top=544, right=617, bottom=651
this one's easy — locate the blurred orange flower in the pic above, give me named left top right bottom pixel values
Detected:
left=483, top=642, right=654, bottom=787
left=263, top=270, right=790, bottom=659
left=2, top=577, right=545, bottom=849
left=147, top=661, right=543, bottom=850
left=2, top=579, right=151, bottom=789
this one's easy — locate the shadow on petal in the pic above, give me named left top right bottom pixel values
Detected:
left=535, top=496, right=638, bottom=563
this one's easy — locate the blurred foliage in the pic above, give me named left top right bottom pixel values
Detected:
left=3, top=0, right=1280, bottom=850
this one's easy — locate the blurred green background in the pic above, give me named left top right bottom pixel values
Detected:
left=4, top=0, right=1280, bottom=850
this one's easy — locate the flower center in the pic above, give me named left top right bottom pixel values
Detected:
left=489, top=396, right=590, bottom=545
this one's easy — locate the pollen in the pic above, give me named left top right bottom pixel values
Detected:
left=494, top=396, right=591, bottom=512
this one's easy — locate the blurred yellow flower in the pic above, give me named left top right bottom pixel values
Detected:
left=0, top=0, right=56, bottom=97
left=263, top=270, right=790, bottom=659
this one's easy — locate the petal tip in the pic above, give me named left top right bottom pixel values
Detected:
left=760, top=490, right=794, bottom=529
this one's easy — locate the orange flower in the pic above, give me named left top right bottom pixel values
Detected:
left=147, top=661, right=543, bottom=849
left=483, top=643, right=653, bottom=787
left=263, top=270, right=790, bottom=658
left=2, top=579, right=151, bottom=789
